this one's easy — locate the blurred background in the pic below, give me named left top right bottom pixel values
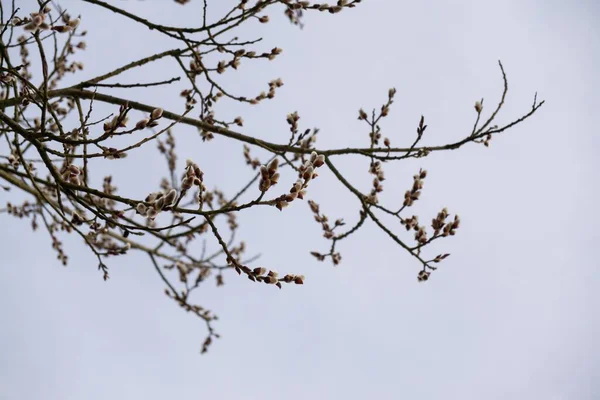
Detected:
left=0, top=0, right=598, bottom=399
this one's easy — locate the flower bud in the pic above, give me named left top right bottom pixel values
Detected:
left=136, top=203, right=147, bottom=215
left=151, top=108, right=163, bottom=119
left=135, top=118, right=149, bottom=129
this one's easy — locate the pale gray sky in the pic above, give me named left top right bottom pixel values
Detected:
left=1, top=0, right=598, bottom=399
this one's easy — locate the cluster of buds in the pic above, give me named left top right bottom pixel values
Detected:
left=404, top=169, right=427, bottom=207
left=273, top=152, right=324, bottom=210
left=367, top=161, right=385, bottom=204
left=70, top=210, right=86, bottom=226
left=311, top=251, right=342, bottom=264
left=217, top=46, right=279, bottom=64
left=292, top=131, right=318, bottom=161
left=156, top=130, right=177, bottom=174
left=476, top=133, right=493, bottom=147
left=189, top=56, right=204, bottom=76
left=286, top=111, right=300, bottom=135
left=180, top=89, right=198, bottom=110
left=256, top=78, right=284, bottom=102
left=415, top=225, right=427, bottom=244
left=284, top=0, right=358, bottom=25
left=215, top=48, right=282, bottom=76
left=253, top=268, right=279, bottom=284
left=7, top=152, right=20, bottom=168
left=4, top=201, right=38, bottom=219
left=401, top=215, right=419, bottom=231
left=401, top=215, right=429, bottom=244
left=175, top=261, right=191, bottom=283
left=135, top=107, right=163, bottom=130
left=0, top=73, right=16, bottom=85
left=216, top=60, right=229, bottom=74
left=381, top=87, right=396, bottom=117
left=308, top=200, right=345, bottom=240
left=369, top=124, right=382, bottom=146
left=266, top=47, right=283, bottom=61
left=281, top=273, right=304, bottom=284
left=243, top=145, right=261, bottom=170
left=250, top=78, right=284, bottom=104
left=417, top=270, right=430, bottom=282
left=442, top=214, right=460, bottom=236
left=103, top=241, right=131, bottom=257
left=431, top=208, right=449, bottom=236
left=198, top=109, right=216, bottom=141
left=182, top=160, right=206, bottom=204
left=428, top=207, right=460, bottom=237
left=103, top=103, right=131, bottom=132
left=100, top=176, right=117, bottom=209
left=13, top=8, right=50, bottom=32
left=259, top=158, right=280, bottom=192
left=102, top=147, right=127, bottom=160
left=274, top=179, right=305, bottom=210
left=61, top=164, right=83, bottom=185
left=331, top=252, right=342, bottom=265
left=250, top=267, right=304, bottom=287
left=399, top=214, right=427, bottom=244
left=51, top=234, right=68, bottom=266
left=307, top=201, right=343, bottom=265
left=299, top=151, right=325, bottom=179
left=136, top=189, right=178, bottom=220
left=50, top=17, right=80, bottom=33
left=13, top=8, right=80, bottom=33
left=358, top=87, right=395, bottom=145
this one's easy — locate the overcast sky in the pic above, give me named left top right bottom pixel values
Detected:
left=1, top=0, right=598, bottom=399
